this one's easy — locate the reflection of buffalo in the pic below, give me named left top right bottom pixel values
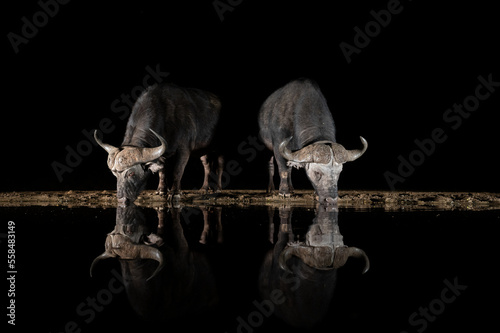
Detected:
left=259, top=205, right=369, bottom=328
left=90, top=205, right=164, bottom=281
left=91, top=204, right=219, bottom=322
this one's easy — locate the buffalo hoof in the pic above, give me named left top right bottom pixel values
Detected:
left=117, top=197, right=130, bottom=206
left=279, top=192, right=291, bottom=199
left=199, top=187, right=222, bottom=195
left=167, top=193, right=182, bottom=203
left=155, top=190, right=166, bottom=196
left=316, top=196, right=338, bottom=206
left=266, top=188, right=276, bottom=195
left=324, top=197, right=338, bottom=205
left=199, top=186, right=210, bottom=194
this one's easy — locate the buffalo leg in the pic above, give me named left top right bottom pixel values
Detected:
left=156, top=168, right=167, bottom=195
left=215, top=155, right=224, bottom=192
left=267, top=206, right=275, bottom=243
left=267, top=156, right=275, bottom=193
left=200, top=155, right=211, bottom=192
left=155, top=206, right=165, bottom=235
left=287, top=170, right=294, bottom=193
left=215, top=206, right=223, bottom=243
left=273, top=146, right=293, bottom=197
left=199, top=206, right=223, bottom=244
left=200, top=154, right=224, bottom=192
left=279, top=206, right=294, bottom=241
left=170, top=149, right=190, bottom=199
left=200, top=207, right=210, bottom=244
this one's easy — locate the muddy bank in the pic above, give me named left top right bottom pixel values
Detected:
left=0, top=190, right=499, bottom=211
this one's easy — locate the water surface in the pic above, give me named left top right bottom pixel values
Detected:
left=3, top=204, right=499, bottom=332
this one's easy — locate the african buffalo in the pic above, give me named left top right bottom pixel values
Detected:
left=95, top=83, right=223, bottom=205
left=258, top=78, right=367, bottom=204
left=90, top=204, right=220, bottom=322
left=259, top=205, right=369, bottom=328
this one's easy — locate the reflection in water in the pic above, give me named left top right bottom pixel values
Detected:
left=90, top=205, right=164, bottom=281
left=259, top=204, right=369, bottom=329
left=90, top=204, right=220, bottom=323
left=90, top=202, right=368, bottom=329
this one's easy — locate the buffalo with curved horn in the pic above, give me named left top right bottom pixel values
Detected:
left=258, top=78, right=367, bottom=204
left=95, top=128, right=168, bottom=206
left=95, top=83, right=223, bottom=205
left=90, top=204, right=219, bottom=323
left=90, top=203, right=164, bottom=281
left=278, top=205, right=369, bottom=274
left=259, top=205, right=369, bottom=328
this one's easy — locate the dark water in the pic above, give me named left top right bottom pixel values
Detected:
left=3, top=205, right=499, bottom=333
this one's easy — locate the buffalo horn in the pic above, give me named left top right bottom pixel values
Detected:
left=343, top=136, right=368, bottom=162
left=279, top=136, right=296, bottom=161
left=279, top=136, right=367, bottom=164
left=280, top=245, right=338, bottom=271
left=333, top=246, right=370, bottom=274
left=278, top=245, right=298, bottom=272
left=89, top=251, right=115, bottom=278
left=279, top=137, right=332, bottom=164
left=138, top=245, right=165, bottom=281
left=95, top=129, right=167, bottom=168
left=138, top=129, right=168, bottom=164
left=94, top=130, right=118, bottom=154
left=116, top=129, right=168, bottom=167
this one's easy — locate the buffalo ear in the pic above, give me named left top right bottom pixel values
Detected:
left=146, top=162, right=163, bottom=173
left=143, top=233, right=164, bottom=246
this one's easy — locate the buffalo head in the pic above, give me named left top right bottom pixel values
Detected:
left=279, top=204, right=369, bottom=273
left=90, top=231, right=164, bottom=282
left=279, top=243, right=369, bottom=273
left=279, top=136, right=367, bottom=204
left=259, top=205, right=369, bottom=329
left=94, top=129, right=167, bottom=205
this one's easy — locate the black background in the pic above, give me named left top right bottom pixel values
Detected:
left=3, top=0, right=499, bottom=193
